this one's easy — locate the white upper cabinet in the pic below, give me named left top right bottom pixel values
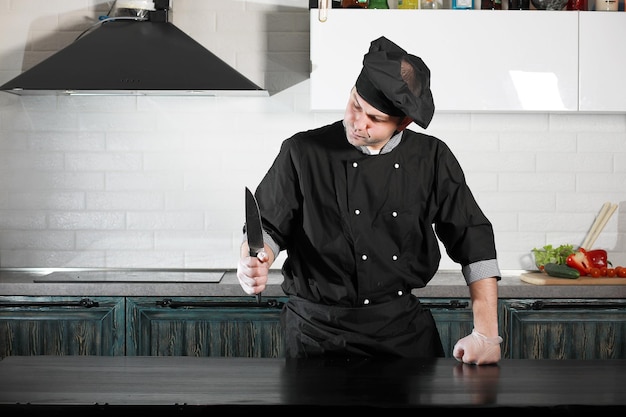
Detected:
left=311, top=10, right=580, bottom=112
left=579, top=12, right=626, bottom=112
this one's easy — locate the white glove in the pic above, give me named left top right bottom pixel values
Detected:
left=237, top=263, right=256, bottom=295
left=236, top=251, right=268, bottom=295
left=453, top=329, right=503, bottom=365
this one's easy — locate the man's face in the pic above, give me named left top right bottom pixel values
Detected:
left=343, top=87, right=409, bottom=151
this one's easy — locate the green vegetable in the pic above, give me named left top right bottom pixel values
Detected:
left=543, top=262, right=580, bottom=279
left=531, top=244, right=575, bottom=270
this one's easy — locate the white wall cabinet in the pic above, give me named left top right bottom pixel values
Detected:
left=311, top=10, right=624, bottom=113
left=579, top=12, right=626, bottom=112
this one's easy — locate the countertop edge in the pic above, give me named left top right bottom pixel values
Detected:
left=1, top=269, right=625, bottom=299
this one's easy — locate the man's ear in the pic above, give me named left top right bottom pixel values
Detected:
left=397, top=116, right=414, bottom=131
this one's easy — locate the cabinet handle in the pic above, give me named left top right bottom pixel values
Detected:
left=422, top=300, right=469, bottom=310
left=156, top=298, right=284, bottom=309
left=155, top=299, right=467, bottom=310
left=154, top=299, right=465, bottom=310
left=0, top=298, right=99, bottom=308
left=511, top=300, right=626, bottom=310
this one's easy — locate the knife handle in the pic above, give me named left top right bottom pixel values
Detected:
left=249, top=248, right=262, bottom=304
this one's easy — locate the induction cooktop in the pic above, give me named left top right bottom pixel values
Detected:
left=33, top=269, right=225, bottom=283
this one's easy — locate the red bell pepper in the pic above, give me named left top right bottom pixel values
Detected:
left=566, top=248, right=593, bottom=276
left=586, top=249, right=610, bottom=269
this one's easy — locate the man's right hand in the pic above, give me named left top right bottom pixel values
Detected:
left=236, top=246, right=270, bottom=295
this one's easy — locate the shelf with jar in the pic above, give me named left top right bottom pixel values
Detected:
left=310, top=0, right=625, bottom=9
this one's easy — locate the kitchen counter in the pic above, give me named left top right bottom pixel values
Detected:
left=0, top=268, right=625, bottom=299
left=0, top=355, right=624, bottom=415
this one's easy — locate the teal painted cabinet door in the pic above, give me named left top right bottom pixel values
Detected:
left=501, top=299, right=626, bottom=359
left=126, top=297, right=472, bottom=358
left=126, top=297, right=286, bottom=357
left=0, top=296, right=125, bottom=357
left=427, top=299, right=474, bottom=358
left=126, top=297, right=472, bottom=357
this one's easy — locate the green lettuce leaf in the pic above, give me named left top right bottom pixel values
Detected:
left=531, top=244, right=575, bottom=269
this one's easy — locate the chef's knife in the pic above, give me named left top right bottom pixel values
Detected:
left=245, top=186, right=264, bottom=304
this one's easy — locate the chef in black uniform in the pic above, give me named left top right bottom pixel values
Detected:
left=238, top=36, right=503, bottom=365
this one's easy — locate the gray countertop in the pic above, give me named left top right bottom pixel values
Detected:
left=1, top=268, right=625, bottom=299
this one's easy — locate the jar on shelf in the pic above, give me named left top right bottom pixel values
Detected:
left=368, top=0, right=390, bottom=7
left=566, top=0, right=587, bottom=9
left=594, top=0, right=617, bottom=10
left=398, top=0, right=419, bottom=7
left=481, top=0, right=502, bottom=8
left=453, top=0, right=474, bottom=8
left=341, top=0, right=369, bottom=7
left=509, top=0, right=530, bottom=8
left=421, top=0, right=443, bottom=8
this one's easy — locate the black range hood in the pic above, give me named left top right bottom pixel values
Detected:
left=0, top=8, right=267, bottom=96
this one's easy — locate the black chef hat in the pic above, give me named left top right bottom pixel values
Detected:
left=355, top=36, right=435, bottom=129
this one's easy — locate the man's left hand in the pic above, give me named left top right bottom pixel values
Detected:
left=453, top=329, right=502, bottom=365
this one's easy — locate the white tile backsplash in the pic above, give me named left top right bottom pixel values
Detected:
left=0, top=0, right=625, bottom=270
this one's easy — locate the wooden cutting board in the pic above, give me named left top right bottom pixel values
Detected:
left=520, top=272, right=626, bottom=286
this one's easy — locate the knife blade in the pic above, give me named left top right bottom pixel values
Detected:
left=245, top=186, right=264, bottom=304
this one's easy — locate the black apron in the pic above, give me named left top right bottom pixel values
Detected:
left=281, top=293, right=445, bottom=358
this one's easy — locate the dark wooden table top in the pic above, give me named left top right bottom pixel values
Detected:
left=1, top=356, right=625, bottom=415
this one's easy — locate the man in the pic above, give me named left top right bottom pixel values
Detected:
left=237, top=36, right=502, bottom=364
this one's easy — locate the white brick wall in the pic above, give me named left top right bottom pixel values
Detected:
left=0, top=0, right=625, bottom=271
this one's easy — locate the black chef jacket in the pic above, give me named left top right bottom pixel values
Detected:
left=254, top=121, right=498, bottom=357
